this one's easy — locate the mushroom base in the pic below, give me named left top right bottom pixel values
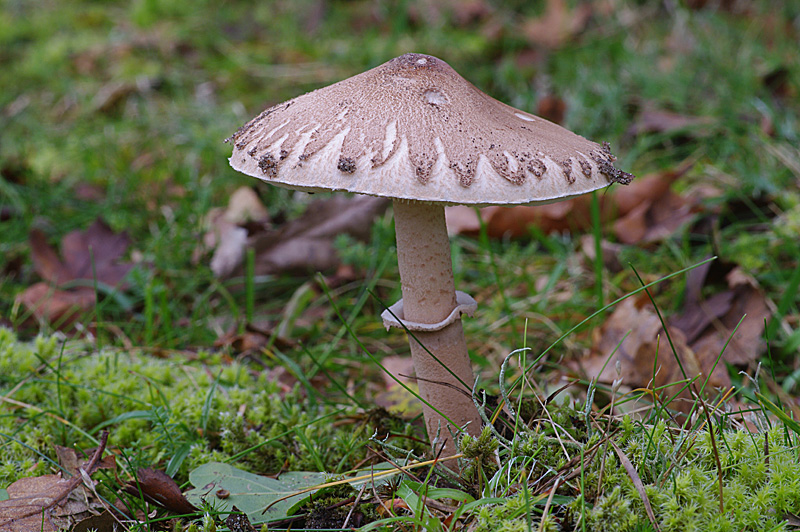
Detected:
left=392, top=200, right=482, bottom=456
left=406, top=321, right=480, bottom=448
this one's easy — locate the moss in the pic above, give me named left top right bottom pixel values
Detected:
left=460, top=427, right=500, bottom=487
left=0, top=329, right=378, bottom=485
left=587, top=486, right=638, bottom=532
left=463, top=395, right=800, bottom=532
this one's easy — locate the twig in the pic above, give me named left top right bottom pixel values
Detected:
left=3, top=431, right=109, bottom=525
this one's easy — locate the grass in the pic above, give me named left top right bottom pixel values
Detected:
left=1, top=0, right=800, bottom=530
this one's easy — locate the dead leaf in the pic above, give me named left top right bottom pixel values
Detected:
left=671, top=267, right=770, bottom=367
left=214, top=322, right=296, bottom=354
left=224, top=187, right=270, bottom=225
left=0, top=433, right=109, bottom=532
left=15, top=283, right=97, bottom=329
left=202, top=187, right=270, bottom=274
left=444, top=205, right=482, bottom=236
left=123, top=468, right=197, bottom=515
left=612, top=187, right=698, bottom=245
left=521, top=0, right=593, bottom=49
left=583, top=265, right=770, bottom=407
left=446, top=160, right=698, bottom=242
left=16, top=219, right=134, bottom=331
left=374, top=355, right=421, bottom=416
left=30, top=220, right=133, bottom=288
left=0, top=475, right=71, bottom=531
left=536, top=95, right=566, bottom=125
left=581, top=296, right=729, bottom=408
left=53, top=445, right=116, bottom=478
left=626, top=107, right=713, bottom=138
left=212, top=195, right=389, bottom=278
left=249, top=195, right=389, bottom=276
left=579, top=235, right=624, bottom=273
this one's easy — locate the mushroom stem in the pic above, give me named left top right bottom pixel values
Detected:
left=392, top=200, right=482, bottom=453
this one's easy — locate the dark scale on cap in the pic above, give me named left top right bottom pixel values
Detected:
left=561, top=160, right=575, bottom=184
left=579, top=159, right=592, bottom=178
left=488, top=152, right=526, bottom=185
left=594, top=157, right=634, bottom=185
left=528, top=159, right=546, bottom=178
left=410, top=152, right=434, bottom=183
left=247, top=147, right=257, bottom=157
left=279, top=149, right=289, bottom=160
left=592, top=145, right=633, bottom=185
left=258, top=154, right=278, bottom=178
left=416, top=163, right=433, bottom=182
left=337, top=156, right=357, bottom=174
left=450, top=159, right=476, bottom=187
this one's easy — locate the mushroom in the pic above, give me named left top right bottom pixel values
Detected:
left=227, top=53, right=634, bottom=454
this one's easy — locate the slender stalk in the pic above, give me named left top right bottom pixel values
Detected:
left=392, top=200, right=482, bottom=451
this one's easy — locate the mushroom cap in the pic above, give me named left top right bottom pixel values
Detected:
left=229, top=53, right=633, bottom=206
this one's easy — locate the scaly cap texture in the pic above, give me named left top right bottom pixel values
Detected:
left=229, top=53, right=633, bottom=206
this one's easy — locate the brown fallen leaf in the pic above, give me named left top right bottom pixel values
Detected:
left=0, top=475, right=72, bottom=531
left=212, top=195, right=390, bottom=278
left=626, top=107, right=713, bottom=138
left=205, top=187, right=271, bottom=276
left=0, top=433, right=109, bottom=532
left=536, top=95, right=566, bottom=125
left=29, top=220, right=133, bottom=288
left=521, top=0, right=593, bottom=49
left=374, top=355, right=421, bottom=416
left=612, top=185, right=699, bottom=245
left=16, top=219, right=134, bottom=331
left=579, top=235, right=624, bottom=273
left=580, top=295, right=730, bottom=409
left=15, top=283, right=97, bottom=329
left=214, top=322, right=296, bottom=354
left=123, top=468, right=197, bottom=515
left=446, top=160, right=697, bottom=241
left=53, top=445, right=117, bottom=478
left=671, top=267, right=770, bottom=368
left=583, top=264, right=770, bottom=407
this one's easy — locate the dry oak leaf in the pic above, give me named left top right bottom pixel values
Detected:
left=15, top=283, right=97, bottom=329
left=204, top=186, right=270, bottom=277
left=29, top=219, right=133, bottom=287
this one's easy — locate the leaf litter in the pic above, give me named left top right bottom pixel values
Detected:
left=580, top=264, right=771, bottom=406
left=446, top=159, right=706, bottom=242
left=0, top=433, right=111, bottom=532
left=204, top=188, right=389, bottom=278
left=15, top=219, right=135, bottom=331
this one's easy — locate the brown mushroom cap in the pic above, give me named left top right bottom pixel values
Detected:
left=229, top=53, right=632, bottom=206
